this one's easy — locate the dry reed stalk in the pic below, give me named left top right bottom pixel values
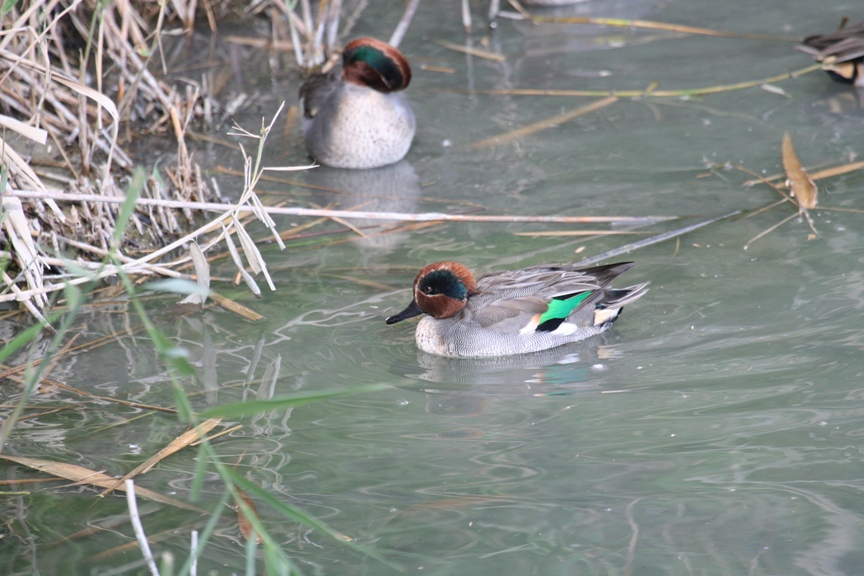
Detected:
left=575, top=210, right=742, bottom=267
left=0, top=358, right=179, bottom=413
left=5, top=189, right=676, bottom=226
left=802, top=161, right=864, bottom=181
left=470, top=96, right=618, bottom=149
left=0, top=1, right=232, bottom=320
left=100, top=418, right=222, bottom=496
left=1, top=103, right=299, bottom=310
left=207, top=290, right=263, bottom=321
left=434, top=39, right=507, bottom=62
left=0, top=454, right=206, bottom=512
left=471, top=64, right=822, bottom=98
left=527, top=15, right=801, bottom=43
left=739, top=133, right=864, bottom=249
left=174, top=216, right=329, bottom=275
left=743, top=159, right=864, bottom=187
left=515, top=230, right=648, bottom=237
left=390, top=0, right=421, bottom=48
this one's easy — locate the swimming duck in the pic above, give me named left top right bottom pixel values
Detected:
left=800, top=19, right=864, bottom=87
left=386, top=261, right=648, bottom=358
left=299, top=37, right=416, bottom=169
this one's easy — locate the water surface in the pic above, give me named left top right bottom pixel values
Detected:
left=3, top=0, right=864, bottom=574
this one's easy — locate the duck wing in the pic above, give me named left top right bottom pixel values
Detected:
left=299, top=71, right=340, bottom=120
left=467, top=263, right=636, bottom=333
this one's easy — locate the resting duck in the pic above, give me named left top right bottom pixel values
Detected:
left=799, top=19, right=864, bottom=87
left=299, top=37, right=416, bottom=169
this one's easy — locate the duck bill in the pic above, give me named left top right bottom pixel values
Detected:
left=385, top=299, right=423, bottom=324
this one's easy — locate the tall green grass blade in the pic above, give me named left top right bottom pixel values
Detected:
left=199, top=384, right=388, bottom=419
left=118, top=270, right=196, bottom=375
left=228, top=471, right=400, bottom=571
left=0, top=314, right=60, bottom=364
left=0, top=155, right=8, bottom=192
left=0, top=280, right=93, bottom=450
left=0, top=0, right=17, bottom=18
left=113, top=167, right=145, bottom=249
left=64, top=283, right=83, bottom=310
left=245, top=527, right=257, bottom=576
left=191, top=442, right=208, bottom=501
left=176, top=490, right=231, bottom=576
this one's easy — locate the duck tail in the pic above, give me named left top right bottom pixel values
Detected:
left=594, top=282, right=650, bottom=327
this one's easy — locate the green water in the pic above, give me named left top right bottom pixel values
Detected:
left=3, top=0, right=864, bottom=574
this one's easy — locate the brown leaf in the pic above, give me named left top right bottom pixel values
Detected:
left=782, top=132, right=818, bottom=210
left=234, top=487, right=263, bottom=543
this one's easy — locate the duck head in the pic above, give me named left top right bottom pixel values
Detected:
left=342, top=37, right=412, bottom=93
left=386, top=262, right=479, bottom=324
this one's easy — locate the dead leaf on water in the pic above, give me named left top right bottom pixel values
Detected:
left=780, top=132, right=818, bottom=238
left=742, top=132, right=839, bottom=249
left=781, top=132, right=817, bottom=211
left=234, top=487, right=263, bottom=543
